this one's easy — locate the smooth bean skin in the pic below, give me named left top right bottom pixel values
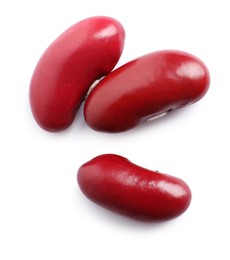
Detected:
left=29, top=16, right=125, bottom=132
left=77, top=154, right=192, bottom=221
left=84, top=50, right=210, bottom=133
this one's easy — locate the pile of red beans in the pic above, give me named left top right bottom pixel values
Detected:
left=29, top=16, right=210, bottom=221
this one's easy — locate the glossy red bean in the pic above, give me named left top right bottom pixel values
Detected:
left=29, top=16, right=125, bottom=132
left=84, top=50, right=210, bottom=132
left=77, top=154, right=192, bottom=221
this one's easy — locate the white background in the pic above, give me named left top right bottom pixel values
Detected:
left=0, top=0, right=229, bottom=259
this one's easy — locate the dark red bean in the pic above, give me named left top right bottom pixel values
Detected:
left=30, top=16, right=125, bottom=132
left=84, top=50, right=210, bottom=132
left=77, top=154, right=192, bottom=221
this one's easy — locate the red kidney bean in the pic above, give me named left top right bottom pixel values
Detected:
left=77, top=154, right=192, bottom=221
left=84, top=50, right=210, bottom=132
left=29, top=16, right=125, bottom=132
